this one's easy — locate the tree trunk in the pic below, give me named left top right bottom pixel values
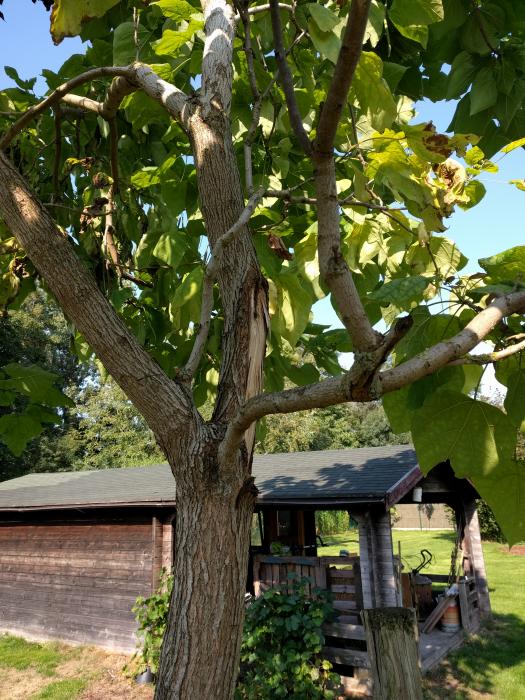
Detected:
left=154, top=454, right=255, bottom=699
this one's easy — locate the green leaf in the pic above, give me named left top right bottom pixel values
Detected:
left=4, top=66, right=36, bottom=91
left=365, top=1, right=386, bottom=48
left=504, top=371, right=525, bottom=432
left=407, top=236, right=467, bottom=278
left=152, top=0, right=196, bottom=21
left=389, top=0, right=444, bottom=27
left=307, top=20, right=341, bottom=64
left=113, top=22, right=152, bottom=66
left=0, top=414, right=44, bottom=456
left=394, top=23, right=429, bottom=48
left=352, top=52, right=397, bottom=130
left=307, top=3, right=340, bottom=32
left=479, top=246, right=525, bottom=283
left=501, top=136, right=525, bottom=154
left=469, top=65, right=498, bottom=116
left=171, top=266, right=204, bottom=309
left=153, top=20, right=203, bottom=57
left=459, top=179, right=486, bottom=210
left=474, top=461, right=525, bottom=546
left=152, top=233, right=187, bottom=270
left=50, top=0, right=120, bottom=44
left=1, top=363, right=74, bottom=407
left=446, top=51, right=477, bottom=99
left=369, top=275, right=430, bottom=307
left=411, top=390, right=516, bottom=477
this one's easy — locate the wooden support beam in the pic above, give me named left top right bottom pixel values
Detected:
left=151, top=515, right=163, bottom=592
left=362, top=607, right=422, bottom=700
left=460, top=499, right=491, bottom=618
left=355, top=509, right=398, bottom=608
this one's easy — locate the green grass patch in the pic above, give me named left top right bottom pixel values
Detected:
left=30, top=678, right=87, bottom=700
left=0, top=635, right=64, bottom=676
left=320, top=530, right=525, bottom=698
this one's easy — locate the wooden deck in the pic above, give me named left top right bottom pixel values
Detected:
left=420, top=628, right=465, bottom=674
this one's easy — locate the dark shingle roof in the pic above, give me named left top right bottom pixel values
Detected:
left=0, top=445, right=421, bottom=511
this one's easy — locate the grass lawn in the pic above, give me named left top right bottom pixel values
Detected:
left=320, top=529, right=525, bottom=699
left=0, top=636, right=153, bottom=700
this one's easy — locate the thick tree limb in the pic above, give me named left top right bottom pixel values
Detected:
left=222, top=292, right=525, bottom=455
left=310, top=0, right=380, bottom=354
left=315, top=157, right=382, bottom=351
left=314, top=0, right=372, bottom=157
left=200, top=0, right=236, bottom=117
left=0, top=152, right=195, bottom=439
left=270, top=0, right=312, bottom=155
left=379, top=291, right=525, bottom=394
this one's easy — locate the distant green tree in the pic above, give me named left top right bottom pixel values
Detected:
left=258, top=401, right=409, bottom=454
left=0, top=292, right=88, bottom=481
left=58, top=379, right=163, bottom=471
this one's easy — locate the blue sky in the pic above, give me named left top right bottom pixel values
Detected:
left=1, top=0, right=523, bottom=330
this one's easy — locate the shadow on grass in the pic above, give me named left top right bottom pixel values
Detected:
left=423, top=613, right=525, bottom=699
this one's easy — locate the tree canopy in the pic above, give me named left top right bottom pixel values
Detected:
left=1, top=0, right=525, bottom=695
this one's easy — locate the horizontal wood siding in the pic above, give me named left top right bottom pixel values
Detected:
left=0, top=518, right=154, bottom=651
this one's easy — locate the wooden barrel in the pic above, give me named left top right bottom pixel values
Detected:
left=441, top=598, right=461, bottom=632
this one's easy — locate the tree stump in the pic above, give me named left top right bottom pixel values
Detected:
left=361, top=607, right=422, bottom=700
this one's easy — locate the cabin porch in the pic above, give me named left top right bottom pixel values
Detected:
left=251, top=466, right=490, bottom=697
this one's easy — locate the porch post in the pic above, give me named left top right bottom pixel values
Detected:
left=355, top=508, right=398, bottom=608
left=460, top=499, right=491, bottom=617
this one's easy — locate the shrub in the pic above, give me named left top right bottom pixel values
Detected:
left=315, top=510, right=350, bottom=536
left=477, top=500, right=506, bottom=543
left=131, top=568, right=173, bottom=673
left=235, top=577, right=339, bottom=699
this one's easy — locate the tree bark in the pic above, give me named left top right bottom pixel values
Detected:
left=155, top=441, right=256, bottom=699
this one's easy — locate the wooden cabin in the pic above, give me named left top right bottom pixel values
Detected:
left=0, top=444, right=489, bottom=688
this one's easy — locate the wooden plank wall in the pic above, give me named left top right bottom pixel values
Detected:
left=0, top=517, right=157, bottom=652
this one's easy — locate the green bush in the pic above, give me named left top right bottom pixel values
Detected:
left=315, top=511, right=350, bottom=536
left=131, top=568, right=173, bottom=673
left=235, top=577, right=339, bottom=699
left=477, top=500, right=506, bottom=543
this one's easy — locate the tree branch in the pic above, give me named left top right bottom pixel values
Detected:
left=181, top=189, right=266, bottom=381
left=270, top=0, right=312, bottom=155
left=447, top=337, right=525, bottom=366
left=0, top=152, right=194, bottom=438
left=0, top=67, right=132, bottom=150
left=380, top=291, right=525, bottom=394
left=314, top=0, right=372, bottom=157
left=1, top=63, right=192, bottom=151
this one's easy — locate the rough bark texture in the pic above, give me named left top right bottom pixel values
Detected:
left=155, top=439, right=256, bottom=699
left=189, top=110, right=268, bottom=450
